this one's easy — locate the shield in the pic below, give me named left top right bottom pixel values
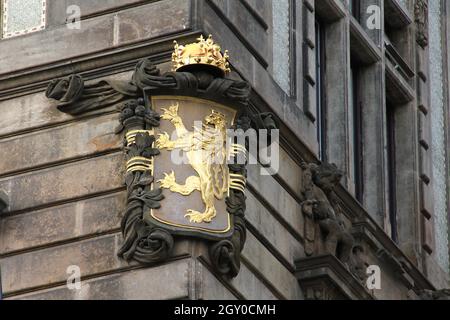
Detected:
left=143, top=96, right=238, bottom=240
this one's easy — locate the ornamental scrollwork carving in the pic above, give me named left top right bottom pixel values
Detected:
left=116, top=97, right=174, bottom=264
left=45, top=57, right=174, bottom=115
left=45, top=74, right=139, bottom=115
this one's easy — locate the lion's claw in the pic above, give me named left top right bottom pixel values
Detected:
left=158, top=171, right=176, bottom=189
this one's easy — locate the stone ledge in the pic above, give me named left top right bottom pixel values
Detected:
left=0, top=0, right=194, bottom=91
left=0, top=113, right=121, bottom=177
left=0, top=233, right=191, bottom=296
left=0, top=192, right=126, bottom=256
left=351, top=222, right=435, bottom=294
left=385, top=60, right=415, bottom=104
left=384, top=0, right=413, bottom=29
left=7, top=258, right=192, bottom=300
left=315, top=0, right=346, bottom=23
left=350, top=17, right=382, bottom=65
left=295, top=254, right=374, bottom=300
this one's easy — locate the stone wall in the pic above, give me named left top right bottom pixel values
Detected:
left=0, top=0, right=306, bottom=300
left=0, top=0, right=447, bottom=300
left=429, top=0, right=449, bottom=273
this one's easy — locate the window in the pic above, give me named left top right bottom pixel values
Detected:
left=272, top=0, right=292, bottom=94
left=350, top=63, right=363, bottom=202
left=349, top=0, right=361, bottom=22
left=315, top=18, right=327, bottom=161
left=386, top=103, right=398, bottom=242
left=1, top=0, right=46, bottom=39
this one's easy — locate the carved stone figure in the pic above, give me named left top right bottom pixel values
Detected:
left=349, top=245, right=368, bottom=283
left=300, top=162, right=355, bottom=265
left=414, top=0, right=429, bottom=48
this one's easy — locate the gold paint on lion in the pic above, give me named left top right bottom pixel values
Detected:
left=156, top=103, right=229, bottom=224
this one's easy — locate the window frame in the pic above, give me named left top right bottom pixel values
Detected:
left=386, top=102, right=399, bottom=242
left=350, top=62, right=364, bottom=202
left=315, top=17, right=327, bottom=162
left=1, top=0, right=47, bottom=39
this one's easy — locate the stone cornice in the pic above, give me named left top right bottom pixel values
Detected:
left=0, top=32, right=201, bottom=98
left=295, top=254, right=374, bottom=300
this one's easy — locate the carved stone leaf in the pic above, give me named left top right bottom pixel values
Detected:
left=130, top=188, right=164, bottom=209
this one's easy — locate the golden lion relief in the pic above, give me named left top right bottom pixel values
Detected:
left=156, top=103, right=229, bottom=224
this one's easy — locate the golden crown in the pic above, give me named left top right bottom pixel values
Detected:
left=208, top=110, right=226, bottom=121
left=172, top=35, right=231, bottom=75
left=211, top=110, right=226, bottom=118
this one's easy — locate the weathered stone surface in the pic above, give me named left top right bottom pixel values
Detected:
left=0, top=72, right=133, bottom=138
left=416, top=45, right=429, bottom=81
left=9, top=259, right=191, bottom=300
left=359, top=63, right=386, bottom=225
left=0, top=153, right=124, bottom=213
left=205, top=2, right=319, bottom=152
left=195, top=261, right=238, bottom=300
left=242, top=232, right=302, bottom=299
left=0, top=0, right=190, bottom=75
left=277, top=146, right=303, bottom=196
left=304, top=45, right=316, bottom=85
left=0, top=192, right=126, bottom=255
left=304, top=6, right=316, bottom=49
left=362, top=249, right=410, bottom=300
left=423, top=254, right=450, bottom=290
left=0, top=15, right=114, bottom=75
left=229, top=262, right=278, bottom=300
left=419, top=145, right=432, bottom=184
left=303, top=79, right=317, bottom=121
left=422, top=215, right=435, bottom=254
left=47, top=0, right=149, bottom=26
left=256, top=142, right=302, bottom=197
left=0, top=233, right=190, bottom=295
left=417, top=76, right=430, bottom=114
left=420, top=180, right=434, bottom=219
left=204, top=4, right=255, bottom=84
left=246, top=191, right=304, bottom=268
left=0, top=92, right=73, bottom=138
left=303, top=0, right=315, bottom=12
left=325, top=18, right=350, bottom=177
left=247, top=163, right=303, bottom=240
left=394, top=102, right=421, bottom=258
left=242, top=0, right=271, bottom=24
left=419, top=109, right=431, bottom=150
left=0, top=113, right=121, bottom=175
left=211, top=0, right=269, bottom=63
left=116, top=0, right=190, bottom=46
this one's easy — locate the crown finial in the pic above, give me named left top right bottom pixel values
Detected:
left=171, top=34, right=231, bottom=76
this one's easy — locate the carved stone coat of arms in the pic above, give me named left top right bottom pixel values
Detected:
left=46, top=35, right=277, bottom=277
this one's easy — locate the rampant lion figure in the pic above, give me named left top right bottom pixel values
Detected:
left=156, top=103, right=229, bottom=224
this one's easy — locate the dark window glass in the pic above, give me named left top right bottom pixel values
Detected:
left=350, top=0, right=361, bottom=22
left=351, top=64, right=364, bottom=202
left=316, top=18, right=327, bottom=161
left=386, top=104, right=398, bottom=242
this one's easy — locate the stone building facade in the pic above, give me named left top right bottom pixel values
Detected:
left=0, top=0, right=449, bottom=300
